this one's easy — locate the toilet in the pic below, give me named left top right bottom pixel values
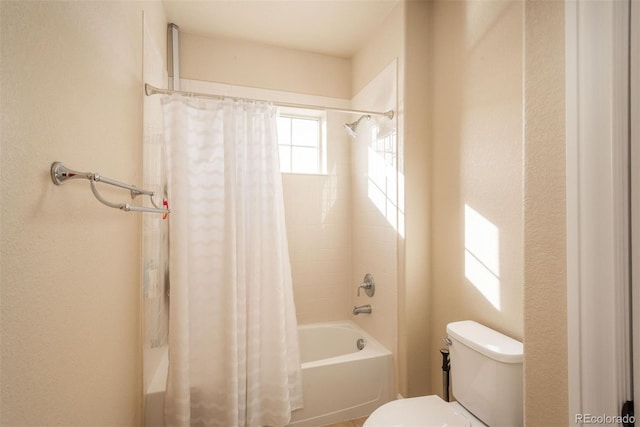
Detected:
left=364, top=320, right=523, bottom=427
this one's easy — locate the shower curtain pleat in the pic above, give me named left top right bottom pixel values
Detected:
left=161, top=95, right=303, bottom=427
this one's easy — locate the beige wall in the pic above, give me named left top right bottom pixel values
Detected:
left=352, top=3, right=405, bottom=98
left=0, top=1, right=166, bottom=425
left=179, top=32, right=352, bottom=99
left=523, top=0, right=567, bottom=425
left=429, top=0, right=524, bottom=395
left=402, top=0, right=432, bottom=398
left=428, top=0, right=568, bottom=421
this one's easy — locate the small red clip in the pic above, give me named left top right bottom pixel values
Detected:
left=162, top=199, right=169, bottom=220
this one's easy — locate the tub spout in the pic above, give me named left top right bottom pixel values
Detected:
left=353, top=304, right=372, bottom=315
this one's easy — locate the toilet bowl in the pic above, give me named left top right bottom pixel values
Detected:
left=364, top=321, right=523, bottom=427
left=364, top=395, right=486, bottom=427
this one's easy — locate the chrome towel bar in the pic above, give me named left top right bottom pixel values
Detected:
left=50, top=162, right=170, bottom=216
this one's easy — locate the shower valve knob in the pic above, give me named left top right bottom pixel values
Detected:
left=357, top=273, right=375, bottom=297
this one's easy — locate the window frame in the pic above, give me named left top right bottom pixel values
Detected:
left=276, top=108, right=327, bottom=175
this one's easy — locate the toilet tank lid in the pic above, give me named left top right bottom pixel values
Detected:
left=446, top=321, right=523, bottom=364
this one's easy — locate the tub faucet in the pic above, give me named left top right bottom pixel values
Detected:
left=353, top=304, right=372, bottom=315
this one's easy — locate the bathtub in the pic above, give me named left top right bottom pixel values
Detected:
left=143, top=321, right=393, bottom=427
left=287, top=321, right=393, bottom=426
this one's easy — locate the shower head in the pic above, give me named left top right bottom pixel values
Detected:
left=344, top=115, right=371, bottom=138
left=344, top=122, right=358, bottom=138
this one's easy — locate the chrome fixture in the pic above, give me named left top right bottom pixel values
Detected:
left=344, top=115, right=371, bottom=138
left=356, top=338, right=366, bottom=351
left=145, top=83, right=395, bottom=118
left=353, top=304, right=372, bottom=315
left=357, top=273, right=375, bottom=297
left=50, top=162, right=170, bottom=215
left=168, top=23, right=180, bottom=91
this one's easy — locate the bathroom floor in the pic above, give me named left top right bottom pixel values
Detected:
left=322, top=416, right=368, bottom=427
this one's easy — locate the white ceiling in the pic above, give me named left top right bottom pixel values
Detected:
left=162, top=0, right=400, bottom=58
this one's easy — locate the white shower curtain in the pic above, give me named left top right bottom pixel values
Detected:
left=161, top=95, right=303, bottom=427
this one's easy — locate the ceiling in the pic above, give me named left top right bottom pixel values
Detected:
left=162, top=0, right=400, bottom=58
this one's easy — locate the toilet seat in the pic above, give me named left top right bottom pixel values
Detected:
left=364, top=395, right=486, bottom=427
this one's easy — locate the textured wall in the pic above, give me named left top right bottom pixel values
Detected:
left=351, top=3, right=404, bottom=97
left=179, top=32, right=352, bottom=99
left=429, top=0, right=524, bottom=396
left=523, top=1, right=568, bottom=425
left=0, top=2, right=166, bottom=424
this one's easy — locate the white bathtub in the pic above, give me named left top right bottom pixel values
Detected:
left=287, top=321, right=393, bottom=426
left=144, top=321, right=393, bottom=427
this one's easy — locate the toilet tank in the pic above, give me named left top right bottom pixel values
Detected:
left=446, top=321, right=523, bottom=427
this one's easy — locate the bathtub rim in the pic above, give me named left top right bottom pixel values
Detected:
left=297, top=320, right=392, bottom=369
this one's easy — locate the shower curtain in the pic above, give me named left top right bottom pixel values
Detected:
left=161, top=95, right=303, bottom=427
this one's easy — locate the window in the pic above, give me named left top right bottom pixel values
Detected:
left=277, top=112, right=325, bottom=174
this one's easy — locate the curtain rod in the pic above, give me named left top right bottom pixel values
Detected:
left=144, top=83, right=395, bottom=120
